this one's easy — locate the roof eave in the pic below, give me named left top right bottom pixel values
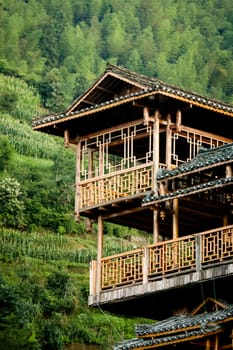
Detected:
left=32, top=88, right=233, bottom=131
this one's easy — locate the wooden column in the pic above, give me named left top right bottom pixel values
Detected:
left=152, top=111, right=160, bottom=243
left=226, top=165, right=232, bottom=178
left=99, top=143, right=104, bottom=175
left=143, top=246, right=149, bottom=285
left=88, top=148, right=93, bottom=178
left=223, top=165, right=232, bottom=226
left=223, top=213, right=229, bottom=226
left=64, top=129, right=69, bottom=148
left=231, top=329, right=233, bottom=350
left=214, top=335, right=219, bottom=350
left=176, top=110, right=181, bottom=132
left=99, top=142, right=104, bottom=202
left=153, top=209, right=159, bottom=243
left=74, top=139, right=81, bottom=221
left=86, top=149, right=94, bottom=233
left=172, top=198, right=179, bottom=239
left=152, top=110, right=160, bottom=194
left=96, top=215, right=103, bottom=296
left=89, top=260, right=97, bottom=296
left=166, top=113, right=172, bottom=169
left=205, top=338, right=211, bottom=350
left=143, top=106, right=150, bottom=125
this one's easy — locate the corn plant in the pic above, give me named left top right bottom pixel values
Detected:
left=0, top=229, right=96, bottom=264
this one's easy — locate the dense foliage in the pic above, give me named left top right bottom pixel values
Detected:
left=0, top=228, right=151, bottom=349
left=0, top=0, right=232, bottom=112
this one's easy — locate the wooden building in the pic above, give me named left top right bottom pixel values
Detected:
left=32, top=64, right=233, bottom=322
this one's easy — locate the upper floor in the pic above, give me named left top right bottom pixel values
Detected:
left=33, top=64, right=233, bottom=234
left=33, top=64, right=233, bottom=318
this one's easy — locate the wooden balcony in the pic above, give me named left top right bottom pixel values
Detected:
left=89, top=225, right=233, bottom=319
left=78, top=163, right=153, bottom=210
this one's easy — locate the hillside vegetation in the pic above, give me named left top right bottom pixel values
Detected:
left=0, top=0, right=233, bottom=348
left=0, top=227, right=153, bottom=350
left=0, top=0, right=233, bottom=112
left=0, top=73, right=153, bottom=349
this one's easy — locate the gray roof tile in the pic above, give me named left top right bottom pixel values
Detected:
left=114, top=305, right=233, bottom=350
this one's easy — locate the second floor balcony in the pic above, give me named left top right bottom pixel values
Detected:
left=89, top=225, right=233, bottom=319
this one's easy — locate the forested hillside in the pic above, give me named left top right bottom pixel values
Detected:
left=0, top=0, right=233, bottom=113
left=0, top=0, right=233, bottom=349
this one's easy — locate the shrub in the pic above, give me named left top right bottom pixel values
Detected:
left=0, top=177, right=25, bottom=228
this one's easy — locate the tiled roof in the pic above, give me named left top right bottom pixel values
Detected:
left=135, top=305, right=233, bottom=336
left=114, top=305, right=233, bottom=350
left=32, top=64, right=233, bottom=129
left=157, top=143, right=233, bottom=181
left=114, top=326, right=222, bottom=350
left=142, top=176, right=233, bottom=205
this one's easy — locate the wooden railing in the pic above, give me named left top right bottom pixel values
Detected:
left=101, top=249, right=144, bottom=289
left=201, top=225, right=233, bottom=265
left=95, top=225, right=233, bottom=291
left=79, top=163, right=153, bottom=209
left=148, top=235, right=196, bottom=277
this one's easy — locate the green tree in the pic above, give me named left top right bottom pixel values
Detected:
left=0, top=177, right=25, bottom=228
left=105, top=13, right=126, bottom=58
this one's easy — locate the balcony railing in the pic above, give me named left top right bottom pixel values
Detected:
left=90, top=225, right=233, bottom=294
left=78, top=163, right=153, bottom=209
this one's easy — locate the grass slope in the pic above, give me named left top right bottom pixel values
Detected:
left=0, top=228, right=153, bottom=350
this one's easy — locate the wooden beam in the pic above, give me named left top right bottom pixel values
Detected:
left=102, top=206, right=146, bottom=220
left=180, top=125, right=233, bottom=144
left=79, top=118, right=143, bottom=141
left=96, top=85, right=114, bottom=94
left=82, top=99, right=96, bottom=105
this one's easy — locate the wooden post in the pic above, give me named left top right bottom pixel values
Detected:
left=143, top=246, right=149, bottom=285
left=226, top=165, right=232, bottom=178
left=223, top=213, right=229, bottom=226
left=172, top=198, right=179, bottom=239
left=152, top=110, right=160, bottom=243
left=74, top=139, right=81, bottom=221
left=64, top=129, right=69, bottom=148
left=96, top=215, right=103, bottom=296
left=166, top=113, right=172, bottom=169
left=143, top=106, right=150, bottom=125
left=99, top=142, right=104, bottom=203
left=89, top=260, right=97, bottom=296
left=195, top=234, right=201, bottom=271
left=152, top=110, right=160, bottom=194
left=214, top=335, right=219, bottom=350
left=176, top=110, right=181, bottom=132
left=153, top=209, right=159, bottom=243
left=87, top=149, right=94, bottom=233
left=88, top=148, right=93, bottom=178
left=205, top=338, right=211, bottom=350
left=231, top=329, right=233, bottom=350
